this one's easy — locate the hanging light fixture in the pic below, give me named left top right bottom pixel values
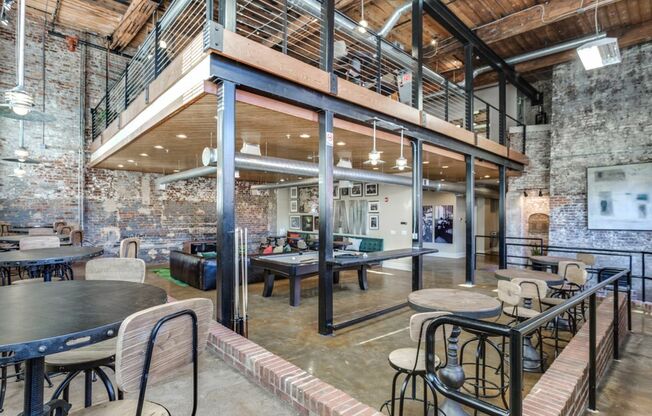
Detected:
left=364, top=119, right=384, bottom=166
left=577, top=0, right=620, bottom=71
left=2, top=120, right=41, bottom=166
left=357, top=0, right=368, bottom=33
left=393, top=128, right=410, bottom=171
left=336, top=157, right=353, bottom=188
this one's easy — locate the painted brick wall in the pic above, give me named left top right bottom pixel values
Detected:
left=0, top=13, right=275, bottom=262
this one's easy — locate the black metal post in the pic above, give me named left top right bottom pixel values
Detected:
left=218, top=0, right=236, bottom=31
left=320, top=0, right=336, bottom=93
left=124, top=63, right=129, bottom=108
left=522, top=124, right=526, bottom=154
left=444, top=81, right=449, bottom=121
left=411, top=0, right=423, bottom=111
left=498, top=165, right=507, bottom=269
left=154, top=22, right=160, bottom=77
left=485, top=103, right=490, bottom=139
left=318, top=110, right=335, bottom=336
left=464, top=43, right=474, bottom=132
left=23, top=357, right=45, bottom=416
left=509, top=329, right=523, bottom=416
left=498, top=72, right=507, bottom=145
left=412, top=139, right=423, bottom=290
left=613, top=279, right=620, bottom=359
left=588, top=293, right=597, bottom=411
left=215, top=81, right=237, bottom=329
left=375, top=37, right=382, bottom=94
left=105, top=45, right=109, bottom=128
left=282, top=0, right=288, bottom=54
left=465, top=154, right=475, bottom=285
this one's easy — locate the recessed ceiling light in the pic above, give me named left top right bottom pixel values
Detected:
left=127, top=159, right=135, bottom=163
left=299, top=133, right=311, bottom=139
left=423, top=161, right=430, bottom=164
left=372, top=167, right=379, bottom=170
left=307, top=155, right=313, bottom=160
left=140, top=153, right=149, bottom=157
left=336, top=141, right=346, bottom=146
left=117, top=164, right=124, bottom=168
left=484, top=175, right=490, bottom=178
left=442, top=165, right=449, bottom=169
left=280, top=179, right=285, bottom=182
left=176, top=134, right=187, bottom=139
left=440, top=179, right=445, bottom=182
left=154, top=145, right=165, bottom=149
left=173, top=169, right=180, bottom=173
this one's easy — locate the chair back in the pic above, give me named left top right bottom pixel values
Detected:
left=497, top=280, right=522, bottom=307
left=20, top=236, right=60, bottom=250
left=59, top=226, right=73, bottom=236
left=512, top=278, right=548, bottom=303
left=558, top=261, right=585, bottom=278
left=120, top=237, right=141, bottom=258
left=576, top=253, right=595, bottom=266
left=28, top=228, right=53, bottom=236
left=69, top=230, right=83, bottom=246
left=0, top=223, right=9, bottom=236
left=86, top=258, right=146, bottom=283
left=566, top=268, right=588, bottom=286
left=409, top=311, right=451, bottom=342
left=115, top=298, right=212, bottom=395
left=53, top=221, right=66, bottom=233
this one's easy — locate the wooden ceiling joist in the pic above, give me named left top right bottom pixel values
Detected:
left=110, top=0, right=158, bottom=50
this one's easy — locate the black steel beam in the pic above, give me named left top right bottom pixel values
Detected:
left=318, top=110, right=335, bottom=336
left=411, top=0, right=423, bottom=111
left=465, top=154, right=475, bottom=285
left=412, top=139, right=423, bottom=290
left=214, top=81, right=237, bottom=329
left=320, top=0, right=336, bottom=94
left=209, top=55, right=524, bottom=171
left=464, top=43, right=474, bottom=131
left=422, top=0, right=541, bottom=104
left=498, top=165, right=506, bottom=269
left=498, top=72, right=507, bottom=146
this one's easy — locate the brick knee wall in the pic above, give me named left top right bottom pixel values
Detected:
left=207, top=322, right=382, bottom=416
left=522, top=295, right=629, bottom=416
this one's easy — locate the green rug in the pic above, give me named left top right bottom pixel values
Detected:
left=151, top=268, right=189, bottom=287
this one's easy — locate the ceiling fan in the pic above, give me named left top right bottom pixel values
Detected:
left=363, top=118, right=385, bottom=166
left=0, top=0, right=55, bottom=122
left=392, top=128, right=411, bottom=171
left=1, top=121, right=42, bottom=176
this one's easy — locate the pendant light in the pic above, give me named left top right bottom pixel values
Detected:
left=0, top=0, right=54, bottom=122
left=393, top=128, right=410, bottom=171
left=357, top=0, right=368, bottom=33
left=2, top=120, right=41, bottom=166
left=363, top=119, right=384, bottom=166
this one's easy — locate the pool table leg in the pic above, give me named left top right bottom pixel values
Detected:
left=333, top=272, right=340, bottom=285
left=358, top=266, right=368, bottom=290
left=262, top=271, right=275, bottom=297
left=289, top=277, right=301, bottom=307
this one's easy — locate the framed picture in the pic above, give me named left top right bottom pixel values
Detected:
left=289, top=215, right=301, bottom=230
left=298, top=186, right=319, bottom=214
left=351, top=182, right=363, bottom=197
left=314, top=216, right=320, bottom=229
left=290, top=187, right=298, bottom=199
left=434, top=205, right=454, bottom=244
left=290, top=200, right=298, bottom=213
left=587, top=163, right=652, bottom=230
left=340, top=187, right=350, bottom=197
left=368, top=200, right=379, bottom=213
left=422, top=205, right=434, bottom=243
left=364, top=183, right=379, bottom=197
left=333, top=185, right=340, bottom=200
left=368, top=214, right=379, bottom=230
left=301, top=215, right=314, bottom=231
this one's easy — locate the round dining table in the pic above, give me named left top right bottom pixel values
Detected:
left=0, top=280, right=167, bottom=416
left=0, top=234, right=70, bottom=245
left=529, top=255, right=576, bottom=272
left=408, top=288, right=502, bottom=416
left=0, top=246, right=103, bottom=284
left=494, top=268, right=565, bottom=287
left=8, top=227, right=54, bottom=235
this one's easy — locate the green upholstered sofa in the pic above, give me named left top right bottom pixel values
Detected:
left=285, top=232, right=383, bottom=252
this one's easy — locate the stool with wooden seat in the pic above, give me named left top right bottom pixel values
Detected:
left=12, top=236, right=62, bottom=284
left=543, top=265, right=589, bottom=335
left=66, top=298, right=212, bottom=416
left=45, top=258, right=147, bottom=408
left=382, top=311, right=449, bottom=416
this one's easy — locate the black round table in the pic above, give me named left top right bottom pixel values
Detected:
left=0, top=280, right=167, bottom=416
left=0, top=246, right=103, bottom=283
left=0, top=235, right=70, bottom=244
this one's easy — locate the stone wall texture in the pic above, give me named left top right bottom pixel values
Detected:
left=0, top=13, right=275, bottom=261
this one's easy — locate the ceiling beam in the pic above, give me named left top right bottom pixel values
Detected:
left=431, top=0, right=625, bottom=59
left=75, top=0, right=129, bottom=15
left=109, top=0, right=158, bottom=50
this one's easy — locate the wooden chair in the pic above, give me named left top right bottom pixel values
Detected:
left=64, top=298, right=212, bottom=416
left=14, top=237, right=65, bottom=284
left=54, top=221, right=67, bottom=234
left=45, top=258, right=147, bottom=407
left=0, top=223, right=10, bottom=237
left=119, top=237, right=140, bottom=258
left=69, top=229, right=83, bottom=247
left=60, top=225, right=73, bottom=236
left=382, top=311, right=449, bottom=416
left=28, top=228, right=53, bottom=236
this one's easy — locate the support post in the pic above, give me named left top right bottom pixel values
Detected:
left=613, top=279, right=620, bottom=359
left=124, top=63, right=129, bottom=108
left=464, top=43, right=474, bottom=132
left=509, top=329, right=523, bottom=416
left=465, top=154, right=475, bottom=285
left=282, top=0, right=288, bottom=54
left=588, top=292, right=597, bottom=411
left=375, top=37, right=382, bottom=94
left=154, top=22, right=160, bottom=77
left=218, top=0, right=236, bottom=31
left=412, top=139, right=423, bottom=290
left=215, top=81, right=237, bottom=329
left=444, top=81, right=449, bottom=121
left=318, top=110, right=335, bottom=335
left=411, top=0, right=423, bottom=111
left=320, top=0, right=336, bottom=94
left=498, top=165, right=507, bottom=269
left=498, top=72, right=507, bottom=145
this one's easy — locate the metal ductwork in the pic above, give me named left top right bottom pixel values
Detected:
left=155, top=152, right=498, bottom=198
left=377, top=1, right=412, bottom=38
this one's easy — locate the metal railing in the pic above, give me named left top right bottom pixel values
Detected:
left=423, top=268, right=631, bottom=416
left=475, top=235, right=652, bottom=302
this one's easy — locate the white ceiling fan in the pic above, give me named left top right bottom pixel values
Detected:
left=392, top=127, right=411, bottom=171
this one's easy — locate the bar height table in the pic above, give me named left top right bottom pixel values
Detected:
left=529, top=255, right=576, bottom=273
left=408, top=289, right=502, bottom=416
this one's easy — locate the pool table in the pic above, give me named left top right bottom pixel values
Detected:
left=250, top=250, right=371, bottom=307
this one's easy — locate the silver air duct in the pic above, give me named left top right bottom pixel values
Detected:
left=377, top=2, right=411, bottom=38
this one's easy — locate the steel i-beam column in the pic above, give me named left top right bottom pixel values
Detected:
left=498, top=72, right=507, bottom=146
left=498, top=165, right=507, bottom=269
left=465, top=154, right=475, bottom=285
left=464, top=43, right=474, bottom=132
left=318, top=110, right=335, bottom=335
left=218, top=0, right=236, bottom=31
left=215, top=81, right=237, bottom=329
left=412, top=139, right=423, bottom=290
left=411, top=0, right=423, bottom=111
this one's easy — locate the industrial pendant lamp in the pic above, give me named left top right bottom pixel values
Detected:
left=577, top=0, right=620, bottom=71
left=357, top=0, right=368, bottom=33
left=364, top=119, right=384, bottom=166
left=393, top=128, right=410, bottom=171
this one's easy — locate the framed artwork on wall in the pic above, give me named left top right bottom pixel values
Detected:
left=290, top=187, right=298, bottom=199
left=301, top=215, right=314, bottom=231
left=340, top=187, right=350, bottom=197
left=333, top=185, right=340, bottom=200
left=351, top=183, right=363, bottom=197
left=368, top=201, right=379, bottom=213
left=368, top=214, right=379, bottom=230
left=422, top=205, right=434, bottom=243
left=289, top=215, right=301, bottom=230
left=298, top=186, right=319, bottom=214
left=434, top=205, right=454, bottom=244
left=290, top=200, right=298, bottom=213
left=364, top=183, right=379, bottom=196
left=314, top=216, right=320, bottom=229
left=587, top=162, right=652, bottom=230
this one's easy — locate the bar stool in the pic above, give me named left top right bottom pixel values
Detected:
left=543, top=265, right=589, bottom=334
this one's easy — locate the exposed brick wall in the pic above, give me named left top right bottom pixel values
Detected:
left=0, top=14, right=275, bottom=262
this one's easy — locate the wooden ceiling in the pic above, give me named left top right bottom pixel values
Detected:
left=96, top=93, right=500, bottom=183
